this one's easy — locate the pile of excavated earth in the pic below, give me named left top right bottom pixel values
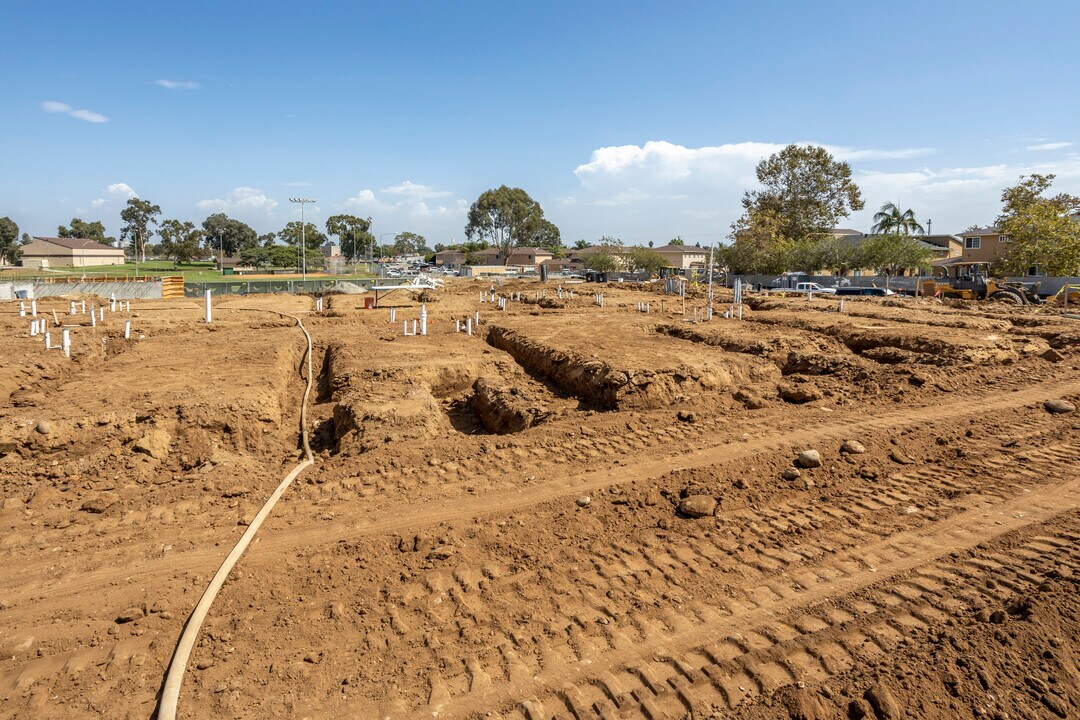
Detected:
left=1, top=281, right=1078, bottom=720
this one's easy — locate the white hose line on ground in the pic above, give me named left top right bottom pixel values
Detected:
left=157, top=310, right=315, bottom=720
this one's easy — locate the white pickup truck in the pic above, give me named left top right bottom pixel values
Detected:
left=784, top=282, right=837, bottom=294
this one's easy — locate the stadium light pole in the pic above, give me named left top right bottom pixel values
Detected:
left=289, top=197, right=316, bottom=283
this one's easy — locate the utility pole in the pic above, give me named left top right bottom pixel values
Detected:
left=289, top=198, right=316, bottom=284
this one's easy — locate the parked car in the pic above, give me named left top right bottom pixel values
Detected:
left=784, top=282, right=837, bottom=294
left=836, top=286, right=895, bottom=297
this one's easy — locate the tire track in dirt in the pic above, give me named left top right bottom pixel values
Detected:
left=414, top=472, right=1080, bottom=719
left=2, top=374, right=1077, bottom=610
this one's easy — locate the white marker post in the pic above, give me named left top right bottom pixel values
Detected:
left=29, top=320, right=38, bottom=337
left=204, top=289, right=212, bottom=323
left=466, top=317, right=472, bottom=336
left=90, top=311, right=96, bottom=327
left=31, top=300, right=37, bottom=316
left=44, top=332, right=52, bottom=350
left=80, top=300, right=86, bottom=314
left=19, top=301, right=25, bottom=317
left=70, top=301, right=76, bottom=316
left=420, top=304, right=427, bottom=336
left=125, top=320, right=132, bottom=339
left=62, top=329, right=71, bottom=358
left=98, top=307, right=104, bottom=322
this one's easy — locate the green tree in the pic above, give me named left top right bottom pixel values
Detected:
left=119, top=198, right=161, bottom=262
left=465, top=185, right=556, bottom=263
left=573, top=239, right=589, bottom=250
left=529, top=219, right=561, bottom=249
left=240, top=246, right=272, bottom=269
left=858, top=233, right=934, bottom=288
left=626, top=247, right=666, bottom=275
left=668, top=237, right=685, bottom=245
left=393, top=231, right=427, bottom=257
left=737, top=144, right=864, bottom=244
left=278, top=221, right=327, bottom=251
left=994, top=174, right=1080, bottom=276
left=723, top=209, right=790, bottom=274
left=871, top=202, right=925, bottom=236
left=258, top=233, right=277, bottom=248
left=0, top=217, right=21, bottom=264
left=201, top=213, right=258, bottom=257
left=585, top=235, right=622, bottom=273
left=325, top=214, right=375, bottom=261
left=268, top=244, right=298, bottom=268
left=58, top=218, right=114, bottom=245
left=157, top=219, right=205, bottom=265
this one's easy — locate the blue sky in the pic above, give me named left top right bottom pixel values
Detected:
left=2, top=0, right=1078, bottom=247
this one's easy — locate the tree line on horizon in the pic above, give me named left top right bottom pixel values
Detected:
left=2, top=145, right=1077, bottom=275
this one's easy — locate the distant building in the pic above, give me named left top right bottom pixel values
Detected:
left=21, top=236, right=126, bottom=269
left=469, top=247, right=506, bottom=264
left=957, top=227, right=1013, bottom=264
left=434, top=249, right=466, bottom=269
left=653, top=244, right=708, bottom=270
left=506, top=246, right=553, bottom=269
left=321, top=242, right=342, bottom=259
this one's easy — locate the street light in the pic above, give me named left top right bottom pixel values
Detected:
left=289, top=197, right=316, bottom=283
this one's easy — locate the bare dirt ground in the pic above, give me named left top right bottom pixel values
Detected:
left=1, top=281, right=1078, bottom=720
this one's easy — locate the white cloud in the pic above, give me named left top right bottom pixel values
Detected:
left=1027, top=141, right=1073, bottom=151
left=197, top=187, right=280, bottom=223
left=155, top=79, right=200, bottom=90
left=339, top=186, right=466, bottom=240
left=42, top=100, right=108, bottom=123
left=90, top=182, right=138, bottom=210
left=381, top=180, right=453, bottom=198
left=563, top=139, right=1080, bottom=243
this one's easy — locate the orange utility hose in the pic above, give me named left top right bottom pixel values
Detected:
left=157, top=309, right=315, bottom=720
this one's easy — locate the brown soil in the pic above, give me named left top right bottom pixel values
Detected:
left=1, top=284, right=1079, bottom=719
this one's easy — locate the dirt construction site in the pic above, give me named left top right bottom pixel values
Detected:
left=2, top=280, right=1080, bottom=720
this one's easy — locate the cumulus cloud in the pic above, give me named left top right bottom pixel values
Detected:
left=1027, top=141, right=1073, bottom=151
left=340, top=184, right=467, bottom=240
left=563, top=139, right=1080, bottom=243
left=42, top=100, right=108, bottom=123
left=155, top=79, right=200, bottom=90
left=90, top=182, right=138, bottom=208
left=197, top=187, right=280, bottom=222
left=381, top=180, right=453, bottom=198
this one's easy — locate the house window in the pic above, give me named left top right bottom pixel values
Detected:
left=965, top=237, right=981, bottom=250
left=998, top=235, right=1012, bottom=243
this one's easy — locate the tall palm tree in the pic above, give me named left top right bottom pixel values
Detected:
left=871, top=202, right=925, bottom=236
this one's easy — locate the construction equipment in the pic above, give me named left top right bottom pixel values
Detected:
left=921, top=262, right=1041, bottom=305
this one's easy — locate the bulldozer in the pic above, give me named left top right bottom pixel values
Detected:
left=920, top=262, right=1042, bottom=305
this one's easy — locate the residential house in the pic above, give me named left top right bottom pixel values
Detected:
left=653, top=244, right=708, bottom=270
left=21, top=236, right=126, bottom=269
left=434, top=249, right=466, bottom=269
left=469, top=247, right=506, bottom=264
left=918, top=235, right=963, bottom=260
left=506, top=246, right=553, bottom=270
left=957, top=227, right=1013, bottom=264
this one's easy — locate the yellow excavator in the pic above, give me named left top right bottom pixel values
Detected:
left=921, top=262, right=1042, bottom=305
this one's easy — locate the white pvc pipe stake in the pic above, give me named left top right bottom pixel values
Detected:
left=90, top=311, right=96, bottom=327
left=44, top=332, right=52, bottom=349
left=456, top=319, right=461, bottom=333
left=110, top=299, right=116, bottom=312
left=125, top=300, right=130, bottom=311
left=29, top=321, right=37, bottom=337
left=31, top=300, right=37, bottom=316
left=62, top=329, right=71, bottom=358
left=70, top=301, right=76, bottom=315
left=98, top=307, right=104, bottom=321
left=839, top=299, right=845, bottom=313
left=204, top=289, right=212, bottom=323
left=420, top=304, right=427, bottom=336
left=412, top=319, right=417, bottom=335
left=474, top=310, right=479, bottom=326
left=467, top=317, right=472, bottom=335
left=81, top=300, right=86, bottom=314
left=125, top=320, right=132, bottom=339
left=19, top=302, right=25, bottom=317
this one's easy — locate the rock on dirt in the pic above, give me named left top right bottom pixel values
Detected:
left=115, top=607, right=144, bottom=624
left=677, top=495, right=717, bottom=518
left=80, top=494, right=119, bottom=514
left=797, top=449, right=822, bottom=468
left=35, top=420, right=53, bottom=435
left=782, top=467, right=802, bottom=481
left=576, top=496, right=591, bottom=508
left=132, top=428, right=171, bottom=459
left=676, top=410, right=696, bottom=423
left=840, top=440, right=867, bottom=454
left=889, top=449, right=915, bottom=465
left=1044, top=398, right=1076, bottom=414
left=864, top=682, right=902, bottom=720
left=778, top=380, right=823, bottom=404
